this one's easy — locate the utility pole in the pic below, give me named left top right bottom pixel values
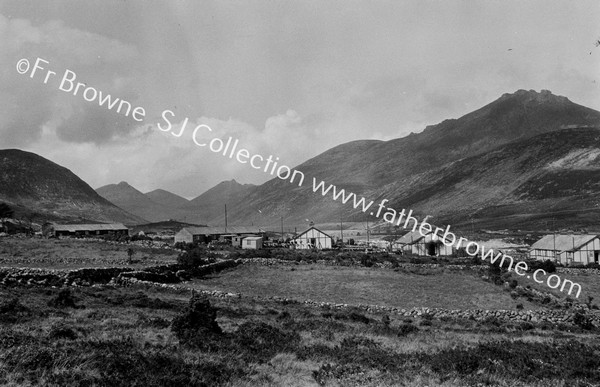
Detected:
left=340, top=214, right=344, bottom=247
left=280, top=216, right=284, bottom=241
left=553, top=218, right=556, bottom=262
left=224, top=204, right=227, bottom=233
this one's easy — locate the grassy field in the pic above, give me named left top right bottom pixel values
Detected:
left=190, top=264, right=542, bottom=310
left=1, top=282, right=600, bottom=386
left=2, top=237, right=600, bottom=385
left=0, top=237, right=178, bottom=269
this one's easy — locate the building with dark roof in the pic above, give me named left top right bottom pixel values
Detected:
left=42, top=223, right=129, bottom=238
left=174, top=226, right=264, bottom=245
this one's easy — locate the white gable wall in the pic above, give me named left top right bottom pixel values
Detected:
left=295, top=228, right=332, bottom=249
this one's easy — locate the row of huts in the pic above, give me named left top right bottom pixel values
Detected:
left=173, top=225, right=334, bottom=250
left=38, top=222, right=334, bottom=250
left=395, top=228, right=600, bottom=266
left=38, top=221, right=600, bottom=265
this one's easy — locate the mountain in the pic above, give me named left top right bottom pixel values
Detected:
left=377, top=127, right=600, bottom=230
left=96, top=182, right=182, bottom=223
left=207, top=89, right=600, bottom=230
left=0, top=149, right=144, bottom=225
left=145, top=189, right=190, bottom=209
left=185, top=179, right=257, bottom=223
left=95, top=180, right=257, bottom=224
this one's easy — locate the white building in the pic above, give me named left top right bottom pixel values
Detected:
left=174, top=226, right=262, bottom=245
left=396, top=229, right=454, bottom=257
left=529, top=234, right=600, bottom=265
left=293, top=226, right=333, bottom=249
left=242, top=236, right=263, bottom=249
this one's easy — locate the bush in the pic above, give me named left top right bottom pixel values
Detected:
left=333, top=310, right=371, bottom=324
left=486, top=262, right=503, bottom=284
left=171, top=295, right=222, bottom=344
left=573, top=311, right=594, bottom=330
left=177, top=247, right=218, bottom=267
left=0, top=298, right=29, bottom=323
left=397, top=323, right=419, bottom=336
left=234, top=321, right=301, bottom=361
left=528, top=259, right=556, bottom=274
left=48, top=289, right=79, bottom=309
left=48, top=323, right=78, bottom=340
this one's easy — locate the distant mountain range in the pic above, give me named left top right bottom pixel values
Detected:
left=94, top=179, right=257, bottom=224
left=4, top=89, right=600, bottom=231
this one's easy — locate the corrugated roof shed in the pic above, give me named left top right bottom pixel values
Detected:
left=293, top=226, right=333, bottom=240
left=396, top=230, right=426, bottom=244
left=182, top=226, right=263, bottom=235
left=53, top=223, right=128, bottom=232
left=530, top=234, right=598, bottom=252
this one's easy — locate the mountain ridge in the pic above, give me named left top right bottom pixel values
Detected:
left=0, top=149, right=145, bottom=225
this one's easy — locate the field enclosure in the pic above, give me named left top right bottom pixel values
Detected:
left=190, top=263, right=543, bottom=310
left=0, top=237, right=178, bottom=269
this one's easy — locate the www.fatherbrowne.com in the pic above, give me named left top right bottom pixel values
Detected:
left=312, top=177, right=583, bottom=298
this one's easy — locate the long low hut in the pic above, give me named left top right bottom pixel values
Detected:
left=529, top=234, right=600, bottom=265
left=42, top=223, right=129, bottom=238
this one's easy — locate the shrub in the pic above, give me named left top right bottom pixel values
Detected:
left=528, top=259, right=556, bottom=273
left=48, top=289, right=79, bottom=308
left=234, top=321, right=301, bottom=361
left=48, top=323, right=78, bottom=340
left=518, top=322, right=534, bottom=331
left=333, top=310, right=371, bottom=324
left=509, top=279, right=518, bottom=289
left=176, top=247, right=218, bottom=267
left=487, top=263, right=503, bottom=284
left=381, top=314, right=391, bottom=327
left=360, top=254, right=374, bottom=267
left=171, top=295, right=222, bottom=344
left=573, top=311, right=594, bottom=330
left=397, top=323, right=419, bottom=336
left=0, top=298, right=29, bottom=323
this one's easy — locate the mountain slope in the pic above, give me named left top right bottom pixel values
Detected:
left=0, top=149, right=145, bottom=225
left=184, top=180, right=257, bottom=223
left=96, top=182, right=180, bottom=223
left=145, top=189, right=190, bottom=209
left=376, top=127, right=600, bottom=230
left=209, top=90, right=600, bottom=229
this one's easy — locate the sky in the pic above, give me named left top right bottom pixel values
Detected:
left=1, top=0, right=599, bottom=199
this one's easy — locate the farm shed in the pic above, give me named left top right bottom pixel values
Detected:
left=293, top=226, right=333, bottom=249
left=43, top=223, right=129, bottom=238
left=174, top=226, right=263, bottom=245
left=396, top=230, right=454, bottom=257
left=529, top=234, right=600, bottom=265
left=242, top=236, right=263, bottom=249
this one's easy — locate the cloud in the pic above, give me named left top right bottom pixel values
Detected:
left=0, top=13, right=142, bottom=147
